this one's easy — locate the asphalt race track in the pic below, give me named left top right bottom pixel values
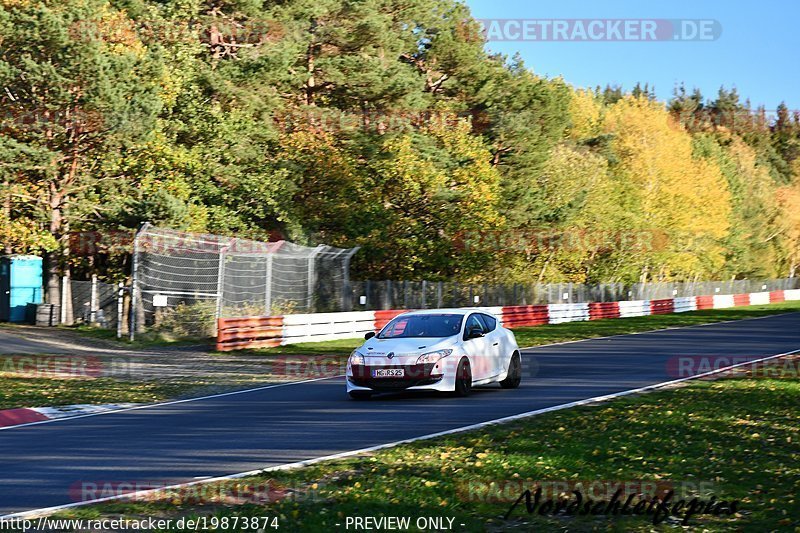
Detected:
left=1, top=312, right=798, bottom=515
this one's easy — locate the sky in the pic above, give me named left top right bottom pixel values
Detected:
left=463, top=0, right=799, bottom=113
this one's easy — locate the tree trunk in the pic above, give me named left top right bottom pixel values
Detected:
left=305, top=20, right=318, bottom=107
left=45, top=200, right=62, bottom=305
left=2, top=178, right=10, bottom=254
left=639, top=264, right=649, bottom=285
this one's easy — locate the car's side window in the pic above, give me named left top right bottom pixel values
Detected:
left=479, top=313, right=497, bottom=332
left=464, top=314, right=483, bottom=340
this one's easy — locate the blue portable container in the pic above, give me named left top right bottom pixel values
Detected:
left=0, top=255, right=44, bottom=322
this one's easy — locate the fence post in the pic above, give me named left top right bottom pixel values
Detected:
left=60, top=273, right=71, bottom=325
left=341, top=247, right=359, bottom=312
left=264, top=254, right=273, bottom=316
left=117, top=282, right=124, bottom=339
left=215, top=245, right=229, bottom=335
left=90, top=273, right=98, bottom=325
left=129, top=222, right=149, bottom=342
left=306, top=245, right=324, bottom=312
left=421, top=280, right=427, bottom=309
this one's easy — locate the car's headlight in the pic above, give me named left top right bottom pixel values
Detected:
left=416, top=349, right=452, bottom=365
left=349, top=350, right=365, bottom=366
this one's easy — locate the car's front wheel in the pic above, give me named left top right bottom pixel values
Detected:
left=348, top=391, right=372, bottom=400
left=499, top=352, right=522, bottom=389
left=454, top=357, right=472, bottom=397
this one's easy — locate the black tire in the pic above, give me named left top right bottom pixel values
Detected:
left=453, top=358, right=472, bottom=397
left=499, top=352, right=522, bottom=389
left=349, top=391, right=373, bottom=400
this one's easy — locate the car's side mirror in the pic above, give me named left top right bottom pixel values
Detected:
left=364, top=331, right=376, bottom=340
left=465, top=327, right=484, bottom=340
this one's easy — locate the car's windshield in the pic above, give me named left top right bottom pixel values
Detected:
left=378, top=314, right=463, bottom=339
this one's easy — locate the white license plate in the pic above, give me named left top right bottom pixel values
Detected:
left=373, top=368, right=404, bottom=378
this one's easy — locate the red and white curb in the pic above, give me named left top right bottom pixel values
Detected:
left=0, top=403, right=139, bottom=429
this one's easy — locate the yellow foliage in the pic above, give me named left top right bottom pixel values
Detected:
left=539, top=144, right=607, bottom=213
left=776, top=183, right=800, bottom=276
left=567, top=89, right=602, bottom=140
left=70, top=3, right=145, bottom=57
left=603, top=95, right=731, bottom=279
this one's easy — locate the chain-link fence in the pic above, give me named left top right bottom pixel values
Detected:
left=348, top=278, right=800, bottom=310
left=131, top=224, right=358, bottom=338
left=69, top=279, right=120, bottom=329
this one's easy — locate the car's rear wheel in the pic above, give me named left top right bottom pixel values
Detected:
left=454, top=358, right=472, bottom=397
left=348, top=391, right=372, bottom=400
left=499, top=352, right=522, bottom=389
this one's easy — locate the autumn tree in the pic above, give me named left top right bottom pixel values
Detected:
left=0, top=0, right=161, bottom=300
left=602, top=95, right=731, bottom=282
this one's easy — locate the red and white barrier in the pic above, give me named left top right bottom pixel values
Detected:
left=216, top=288, right=799, bottom=350
left=650, top=298, right=675, bottom=315
left=713, top=294, right=735, bottom=309
left=282, top=311, right=375, bottom=344
left=619, top=300, right=650, bottom=318
left=696, top=295, right=714, bottom=310
left=784, top=289, right=800, bottom=300
left=547, top=303, right=590, bottom=324
left=589, top=301, right=620, bottom=320
left=748, top=292, right=770, bottom=306
left=673, top=296, right=697, bottom=313
left=500, top=305, right=549, bottom=327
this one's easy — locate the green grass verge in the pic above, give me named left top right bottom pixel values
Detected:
left=64, top=324, right=210, bottom=348
left=0, top=377, right=211, bottom=411
left=57, top=369, right=800, bottom=531
left=223, top=337, right=364, bottom=357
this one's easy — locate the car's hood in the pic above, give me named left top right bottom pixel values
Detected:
left=358, top=335, right=457, bottom=364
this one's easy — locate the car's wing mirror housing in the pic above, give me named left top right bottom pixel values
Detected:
left=364, top=331, right=376, bottom=340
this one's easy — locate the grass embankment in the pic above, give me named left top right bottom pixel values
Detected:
left=66, top=324, right=209, bottom=348
left=0, top=378, right=207, bottom=411
left=58, top=367, right=800, bottom=531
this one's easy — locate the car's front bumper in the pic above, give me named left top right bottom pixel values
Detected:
left=346, top=362, right=455, bottom=392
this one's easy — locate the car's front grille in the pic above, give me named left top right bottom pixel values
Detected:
left=349, top=363, right=442, bottom=390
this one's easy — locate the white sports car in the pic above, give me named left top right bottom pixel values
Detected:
left=346, top=308, right=522, bottom=399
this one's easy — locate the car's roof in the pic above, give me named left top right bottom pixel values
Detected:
left=395, top=308, right=494, bottom=317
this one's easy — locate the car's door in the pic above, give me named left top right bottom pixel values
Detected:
left=461, top=313, right=493, bottom=380
left=478, top=313, right=505, bottom=377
